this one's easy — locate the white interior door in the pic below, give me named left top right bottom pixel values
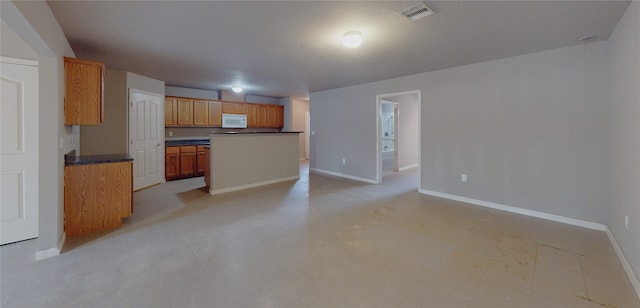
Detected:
left=1, top=58, right=39, bottom=245
left=129, top=89, right=164, bottom=191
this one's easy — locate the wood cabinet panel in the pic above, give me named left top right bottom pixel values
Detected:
left=276, top=105, right=284, bottom=128
left=165, top=146, right=180, bottom=180
left=177, top=98, right=193, bottom=126
left=64, top=57, right=105, bottom=125
left=64, top=162, right=132, bottom=236
left=222, top=102, right=247, bottom=114
left=196, top=147, right=206, bottom=176
left=165, top=97, right=178, bottom=126
left=193, top=100, right=209, bottom=126
left=208, top=101, right=222, bottom=127
left=180, top=146, right=196, bottom=177
left=267, top=105, right=278, bottom=127
left=246, top=104, right=258, bottom=127
left=257, top=104, right=269, bottom=127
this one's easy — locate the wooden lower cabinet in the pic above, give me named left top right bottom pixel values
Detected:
left=180, top=146, right=197, bottom=177
left=166, top=145, right=208, bottom=180
left=165, top=146, right=180, bottom=180
left=64, top=161, right=132, bottom=236
left=204, top=147, right=210, bottom=189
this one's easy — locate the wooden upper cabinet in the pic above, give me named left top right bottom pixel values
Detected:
left=193, top=100, right=209, bottom=126
left=267, top=105, right=278, bottom=127
left=257, top=104, right=269, bottom=127
left=177, top=98, right=193, bottom=126
left=208, top=101, right=222, bottom=127
left=222, top=102, right=247, bottom=114
left=165, top=97, right=178, bottom=126
left=64, top=57, right=105, bottom=125
left=276, top=105, right=284, bottom=128
left=246, top=104, right=258, bottom=127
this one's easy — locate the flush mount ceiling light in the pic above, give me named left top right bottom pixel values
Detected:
left=341, top=31, right=364, bottom=48
left=231, top=86, right=243, bottom=93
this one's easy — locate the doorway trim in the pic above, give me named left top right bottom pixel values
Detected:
left=375, top=90, right=421, bottom=187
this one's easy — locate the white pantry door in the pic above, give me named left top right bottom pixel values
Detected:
left=129, top=89, right=164, bottom=191
left=0, top=58, right=39, bottom=245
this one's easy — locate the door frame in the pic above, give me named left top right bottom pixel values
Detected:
left=128, top=88, right=165, bottom=190
left=375, top=90, right=421, bottom=186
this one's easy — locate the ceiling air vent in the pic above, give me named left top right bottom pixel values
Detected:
left=401, top=2, right=435, bottom=21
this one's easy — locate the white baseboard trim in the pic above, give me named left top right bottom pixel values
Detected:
left=209, top=175, right=299, bottom=195
left=418, top=189, right=607, bottom=231
left=398, top=163, right=419, bottom=172
left=310, top=168, right=378, bottom=184
left=605, top=228, right=640, bottom=298
left=35, top=232, right=65, bottom=260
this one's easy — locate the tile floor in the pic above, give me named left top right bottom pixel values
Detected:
left=1, top=162, right=638, bottom=307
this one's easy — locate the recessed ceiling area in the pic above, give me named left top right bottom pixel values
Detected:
left=46, top=1, right=630, bottom=98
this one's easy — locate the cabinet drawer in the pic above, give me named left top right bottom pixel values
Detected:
left=180, top=145, right=196, bottom=153
left=166, top=146, right=180, bottom=154
left=197, top=145, right=207, bottom=152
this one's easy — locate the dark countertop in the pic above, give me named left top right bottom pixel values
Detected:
left=165, top=139, right=210, bottom=147
left=65, top=151, right=133, bottom=166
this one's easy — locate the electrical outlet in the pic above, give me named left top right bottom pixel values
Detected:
left=342, top=158, right=346, bottom=165
left=168, top=131, right=173, bottom=137
left=625, top=215, right=629, bottom=230
left=461, top=174, right=467, bottom=182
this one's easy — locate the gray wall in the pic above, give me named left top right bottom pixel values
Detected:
left=310, top=41, right=611, bottom=224
left=246, top=94, right=279, bottom=104
left=291, top=98, right=309, bottom=159
left=385, top=93, right=419, bottom=169
left=81, top=69, right=127, bottom=154
left=4, top=0, right=77, bottom=253
left=165, top=86, right=219, bottom=100
left=81, top=70, right=165, bottom=155
left=608, top=1, right=640, bottom=280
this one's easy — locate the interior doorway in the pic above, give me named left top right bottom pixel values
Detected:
left=376, top=91, right=421, bottom=184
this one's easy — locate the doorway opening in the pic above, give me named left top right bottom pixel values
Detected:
left=376, top=91, right=421, bottom=185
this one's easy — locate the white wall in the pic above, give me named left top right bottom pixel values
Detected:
left=311, top=41, right=610, bottom=224
left=165, top=85, right=219, bottom=100
left=3, top=0, right=77, bottom=253
left=0, top=20, right=38, bottom=60
left=608, top=1, right=640, bottom=281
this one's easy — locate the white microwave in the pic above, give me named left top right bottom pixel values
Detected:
left=222, top=113, right=247, bottom=128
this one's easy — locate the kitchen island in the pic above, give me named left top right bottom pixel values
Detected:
left=208, top=132, right=301, bottom=195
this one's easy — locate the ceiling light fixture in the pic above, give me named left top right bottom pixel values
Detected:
left=231, top=86, right=243, bottom=93
left=341, top=31, right=364, bottom=48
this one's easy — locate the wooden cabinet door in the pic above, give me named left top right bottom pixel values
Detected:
left=180, top=146, right=197, bottom=177
left=177, top=98, right=193, bottom=126
left=165, top=147, right=180, bottom=180
left=204, top=148, right=210, bottom=189
left=275, top=105, right=284, bottom=128
left=257, top=104, right=269, bottom=127
left=193, top=100, right=208, bottom=126
left=222, top=102, right=247, bottom=114
left=165, top=97, right=178, bottom=126
left=196, top=146, right=206, bottom=176
left=208, top=101, right=222, bottom=127
left=64, top=57, right=105, bottom=125
left=246, top=104, right=258, bottom=127
left=267, top=105, right=278, bottom=127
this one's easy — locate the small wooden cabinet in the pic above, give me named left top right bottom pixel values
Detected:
left=257, top=104, right=269, bottom=127
left=179, top=146, right=197, bottom=177
left=204, top=147, right=210, bottom=189
left=177, top=98, right=193, bottom=126
left=222, top=101, right=247, bottom=114
left=193, top=100, right=209, bottom=126
left=64, top=161, right=132, bottom=236
left=208, top=101, right=222, bottom=127
left=64, top=57, right=105, bottom=125
left=165, top=97, right=178, bottom=126
left=165, top=146, right=180, bottom=180
left=196, top=145, right=207, bottom=176
left=276, top=105, right=284, bottom=128
left=246, top=103, right=258, bottom=127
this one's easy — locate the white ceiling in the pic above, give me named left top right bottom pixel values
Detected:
left=47, top=1, right=629, bottom=98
